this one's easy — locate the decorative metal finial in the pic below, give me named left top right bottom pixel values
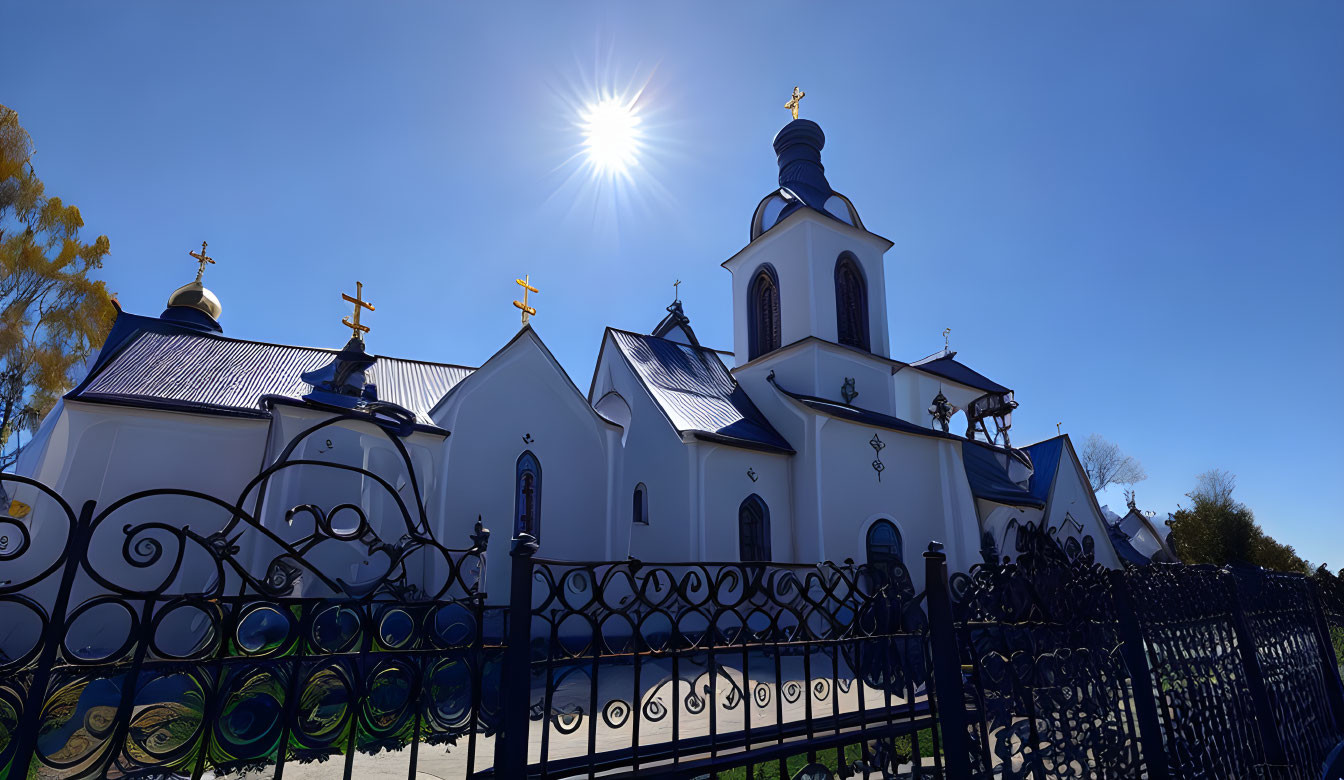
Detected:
left=673, top=279, right=682, bottom=303
left=785, top=86, right=805, bottom=121
left=188, top=241, right=215, bottom=283
left=341, top=281, right=375, bottom=340
left=1056, top=422, right=1062, bottom=436
left=513, top=275, right=539, bottom=326
left=942, top=327, right=951, bottom=353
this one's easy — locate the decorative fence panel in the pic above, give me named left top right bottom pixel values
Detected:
left=4, top=465, right=1344, bottom=779
left=490, top=537, right=942, bottom=778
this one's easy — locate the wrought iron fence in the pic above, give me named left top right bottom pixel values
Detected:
left=3, top=455, right=1344, bottom=779
left=489, top=539, right=941, bottom=779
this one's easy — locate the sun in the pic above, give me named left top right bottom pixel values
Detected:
left=580, top=96, right=642, bottom=176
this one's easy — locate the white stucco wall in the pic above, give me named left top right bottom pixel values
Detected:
left=434, top=330, right=620, bottom=601
left=724, top=211, right=893, bottom=367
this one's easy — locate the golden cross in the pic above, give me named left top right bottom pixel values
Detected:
left=673, top=279, right=682, bottom=302
left=341, top=281, right=375, bottom=340
left=513, top=274, right=539, bottom=325
left=188, top=241, right=214, bottom=283
left=785, top=86, right=805, bottom=120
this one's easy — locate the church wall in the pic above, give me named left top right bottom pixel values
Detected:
left=592, top=337, right=697, bottom=564
left=813, top=420, right=956, bottom=594
left=696, top=444, right=793, bottom=563
left=726, top=212, right=893, bottom=369
left=24, top=402, right=269, bottom=599
left=1042, top=447, right=1122, bottom=569
left=435, top=335, right=616, bottom=601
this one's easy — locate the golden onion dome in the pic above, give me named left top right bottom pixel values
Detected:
left=165, top=280, right=223, bottom=321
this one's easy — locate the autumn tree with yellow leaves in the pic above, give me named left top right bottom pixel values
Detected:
left=1, top=104, right=116, bottom=471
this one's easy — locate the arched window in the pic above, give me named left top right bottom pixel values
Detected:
left=747, top=266, right=781, bottom=360
left=834, top=253, right=869, bottom=351
left=515, top=451, right=541, bottom=540
left=866, top=520, right=903, bottom=591
left=738, top=494, right=772, bottom=562
left=633, top=483, right=648, bottom=525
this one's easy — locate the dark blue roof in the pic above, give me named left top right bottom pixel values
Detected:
left=1108, top=523, right=1151, bottom=565
left=608, top=330, right=793, bottom=454
left=961, top=441, right=1047, bottom=509
left=1022, top=437, right=1066, bottom=503
left=69, top=312, right=473, bottom=426
left=911, top=352, right=1011, bottom=395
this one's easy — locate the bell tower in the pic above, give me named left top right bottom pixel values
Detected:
left=722, top=106, right=895, bottom=405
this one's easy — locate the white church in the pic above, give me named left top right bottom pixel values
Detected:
left=9, top=112, right=1124, bottom=598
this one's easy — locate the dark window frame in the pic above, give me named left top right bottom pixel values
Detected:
left=633, top=482, right=649, bottom=525
left=738, top=494, right=773, bottom=562
left=747, top=264, right=782, bottom=360
left=834, top=252, right=870, bottom=352
left=515, top=451, right=542, bottom=540
left=865, top=518, right=903, bottom=591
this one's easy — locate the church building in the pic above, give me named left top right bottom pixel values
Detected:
left=10, top=108, right=1122, bottom=598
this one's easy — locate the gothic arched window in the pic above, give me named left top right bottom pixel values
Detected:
left=633, top=483, right=649, bottom=525
left=515, top=451, right=542, bottom=540
left=738, top=494, right=772, bottom=562
left=866, top=519, right=903, bottom=592
left=748, top=266, right=781, bottom=360
left=835, top=253, right=869, bottom=351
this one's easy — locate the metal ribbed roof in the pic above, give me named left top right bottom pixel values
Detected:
left=72, top=324, right=472, bottom=426
left=609, top=329, right=792, bottom=454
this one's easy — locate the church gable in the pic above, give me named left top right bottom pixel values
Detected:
left=599, top=328, right=793, bottom=455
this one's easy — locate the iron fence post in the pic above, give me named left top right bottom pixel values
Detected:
left=1109, top=568, right=1172, bottom=780
left=923, top=546, right=973, bottom=779
left=495, top=533, right=537, bottom=778
left=1225, top=568, right=1288, bottom=766
left=9, top=499, right=96, bottom=778
left=1307, top=579, right=1344, bottom=735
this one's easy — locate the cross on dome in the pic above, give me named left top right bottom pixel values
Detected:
left=341, top=281, right=375, bottom=340
left=513, top=274, right=539, bottom=325
left=189, top=241, right=214, bottom=282
left=785, top=86, right=805, bottom=120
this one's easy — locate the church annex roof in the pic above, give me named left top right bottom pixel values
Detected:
left=68, top=312, right=473, bottom=427
left=606, top=329, right=794, bottom=455
left=961, top=441, right=1047, bottom=509
left=909, top=351, right=1011, bottom=395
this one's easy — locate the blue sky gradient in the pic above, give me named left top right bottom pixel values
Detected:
left=4, top=2, right=1342, bottom=565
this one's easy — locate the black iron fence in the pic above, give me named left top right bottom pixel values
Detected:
left=2, top=465, right=1343, bottom=779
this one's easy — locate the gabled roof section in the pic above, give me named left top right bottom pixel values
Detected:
left=431, top=324, right=621, bottom=430
left=607, top=329, right=793, bottom=454
left=1022, top=436, right=1066, bottom=504
left=69, top=312, right=473, bottom=426
left=962, top=441, right=1047, bottom=509
left=910, top=351, right=1011, bottom=395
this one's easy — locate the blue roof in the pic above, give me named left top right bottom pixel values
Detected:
left=70, top=312, right=473, bottom=426
left=911, top=352, right=1011, bottom=395
left=1021, top=436, right=1066, bottom=503
left=1107, top=523, right=1151, bottom=565
left=961, top=441, right=1047, bottom=509
left=608, top=329, right=793, bottom=454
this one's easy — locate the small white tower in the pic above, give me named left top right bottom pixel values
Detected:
left=722, top=116, right=896, bottom=409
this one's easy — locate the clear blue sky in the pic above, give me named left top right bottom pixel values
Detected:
left=5, top=3, right=1342, bottom=566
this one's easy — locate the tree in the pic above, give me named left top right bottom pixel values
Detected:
left=1, top=104, right=115, bottom=471
left=1167, top=469, right=1310, bottom=574
left=1079, top=434, right=1147, bottom=494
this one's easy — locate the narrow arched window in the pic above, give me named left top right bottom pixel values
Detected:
left=515, top=451, right=542, bottom=540
left=738, top=494, right=772, bottom=562
left=633, top=483, right=649, bottom=525
left=835, top=253, right=869, bottom=351
left=748, top=266, right=781, bottom=360
left=866, top=519, right=903, bottom=592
